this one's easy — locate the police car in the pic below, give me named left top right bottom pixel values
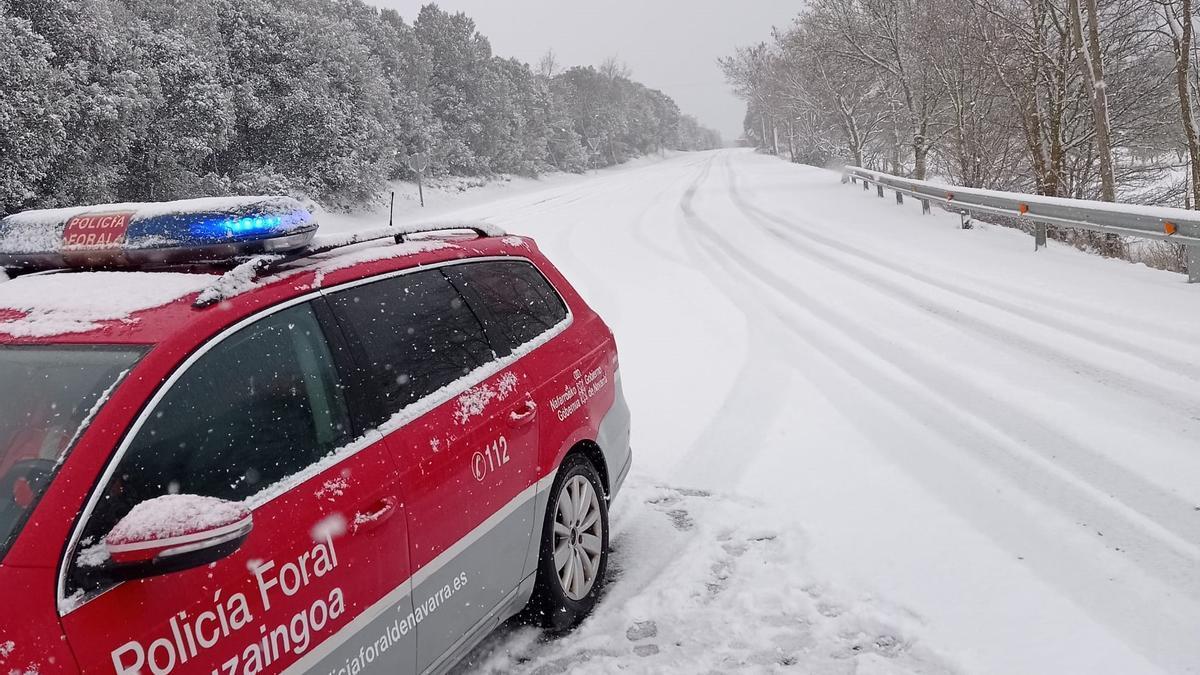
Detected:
left=0, top=196, right=632, bottom=675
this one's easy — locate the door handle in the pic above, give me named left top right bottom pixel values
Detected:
left=509, top=398, right=538, bottom=424
left=352, top=497, right=397, bottom=534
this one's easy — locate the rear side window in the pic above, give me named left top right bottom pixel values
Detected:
left=72, top=302, right=352, bottom=582
left=445, top=260, right=568, bottom=357
left=326, top=269, right=494, bottom=427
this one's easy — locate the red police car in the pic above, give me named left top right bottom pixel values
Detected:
left=0, top=196, right=632, bottom=675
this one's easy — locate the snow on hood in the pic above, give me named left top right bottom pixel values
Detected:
left=0, top=271, right=210, bottom=338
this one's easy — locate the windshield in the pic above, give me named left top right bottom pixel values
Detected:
left=0, top=346, right=142, bottom=561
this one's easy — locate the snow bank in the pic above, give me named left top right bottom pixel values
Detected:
left=0, top=271, right=210, bottom=337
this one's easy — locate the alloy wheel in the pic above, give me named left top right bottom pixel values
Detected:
left=552, top=474, right=604, bottom=600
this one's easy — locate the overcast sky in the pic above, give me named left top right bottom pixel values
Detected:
left=374, top=1, right=802, bottom=141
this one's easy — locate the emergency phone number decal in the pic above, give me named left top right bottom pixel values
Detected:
left=472, top=436, right=510, bottom=482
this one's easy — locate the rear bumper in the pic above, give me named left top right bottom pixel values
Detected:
left=612, top=445, right=632, bottom=500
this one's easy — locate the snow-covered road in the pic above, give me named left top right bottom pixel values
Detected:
left=335, top=149, right=1200, bottom=674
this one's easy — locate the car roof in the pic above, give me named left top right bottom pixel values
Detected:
left=0, top=233, right=539, bottom=348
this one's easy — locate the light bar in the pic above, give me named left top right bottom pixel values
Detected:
left=0, top=195, right=318, bottom=270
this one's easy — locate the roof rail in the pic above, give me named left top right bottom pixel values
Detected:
left=193, top=221, right=506, bottom=307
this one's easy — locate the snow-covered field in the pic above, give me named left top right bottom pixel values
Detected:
left=329, top=149, right=1200, bottom=674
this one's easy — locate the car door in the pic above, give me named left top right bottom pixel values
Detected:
left=322, top=267, right=538, bottom=672
left=59, top=301, right=417, bottom=675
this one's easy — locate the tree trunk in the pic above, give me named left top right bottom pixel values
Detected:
left=1172, top=0, right=1200, bottom=209
left=913, top=119, right=928, bottom=180
left=849, top=131, right=863, bottom=168
left=786, top=120, right=797, bottom=163
left=1068, top=0, right=1116, bottom=202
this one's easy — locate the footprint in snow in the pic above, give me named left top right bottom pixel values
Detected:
left=633, top=644, right=659, bottom=657
left=666, top=508, right=694, bottom=531
left=626, top=620, right=658, bottom=642
left=817, top=601, right=845, bottom=618
left=833, top=631, right=909, bottom=660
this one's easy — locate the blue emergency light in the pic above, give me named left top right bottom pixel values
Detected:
left=0, top=195, right=317, bottom=270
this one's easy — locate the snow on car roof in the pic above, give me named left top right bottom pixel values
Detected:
left=0, top=232, right=517, bottom=341
left=0, top=271, right=211, bottom=338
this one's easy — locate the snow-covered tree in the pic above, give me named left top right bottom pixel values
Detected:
left=0, top=0, right=719, bottom=209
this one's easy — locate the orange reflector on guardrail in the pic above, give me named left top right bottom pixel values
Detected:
left=1165, top=222, right=1178, bottom=235
left=1019, top=203, right=1029, bottom=215
left=946, top=192, right=954, bottom=201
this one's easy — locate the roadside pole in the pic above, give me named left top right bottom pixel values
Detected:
left=406, top=153, right=430, bottom=207
left=586, top=137, right=599, bottom=173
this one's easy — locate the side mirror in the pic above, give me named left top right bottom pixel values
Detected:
left=95, top=495, right=253, bottom=583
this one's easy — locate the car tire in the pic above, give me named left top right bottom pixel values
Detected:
left=527, top=453, right=610, bottom=632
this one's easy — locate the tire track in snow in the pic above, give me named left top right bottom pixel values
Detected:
left=681, top=155, right=1200, bottom=595
left=729, top=170, right=1200, bottom=388
left=676, top=157, right=1200, bottom=672
left=666, top=155, right=794, bottom=489
left=932, top=264, right=1200, bottom=347
left=785, top=165, right=1200, bottom=348
left=718, top=162, right=1200, bottom=552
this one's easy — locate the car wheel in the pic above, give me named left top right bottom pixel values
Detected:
left=528, top=453, right=609, bottom=632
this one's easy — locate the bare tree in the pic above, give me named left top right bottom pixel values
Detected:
left=808, top=0, right=948, bottom=179
left=538, top=49, right=559, bottom=78
left=599, top=56, right=632, bottom=80
left=1152, top=0, right=1200, bottom=208
left=719, top=44, right=783, bottom=154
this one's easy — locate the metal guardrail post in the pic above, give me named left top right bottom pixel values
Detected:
left=896, top=191, right=904, bottom=205
left=877, top=184, right=885, bottom=198
left=1189, top=245, right=1200, bottom=283
left=863, top=179, right=870, bottom=192
left=921, top=199, right=930, bottom=215
left=1035, top=224, right=1048, bottom=250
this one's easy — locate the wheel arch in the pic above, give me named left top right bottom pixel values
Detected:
left=563, top=439, right=610, bottom=498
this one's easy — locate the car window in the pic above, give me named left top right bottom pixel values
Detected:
left=70, top=303, right=352, bottom=586
left=0, top=347, right=142, bottom=564
left=326, top=268, right=494, bottom=428
left=444, top=260, right=568, bottom=357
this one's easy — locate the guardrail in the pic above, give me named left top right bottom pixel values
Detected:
left=842, top=166, right=1200, bottom=283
